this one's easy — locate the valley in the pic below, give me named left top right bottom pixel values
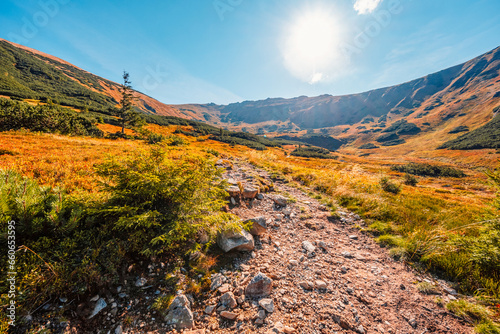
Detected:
left=0, top=38, right=499, bottom=334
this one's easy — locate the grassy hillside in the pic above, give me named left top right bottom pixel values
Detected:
left=439, top=110, right=500, bottom=149
left=0, top=40, right=118, bottom=112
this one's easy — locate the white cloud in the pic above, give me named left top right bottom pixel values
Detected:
left=353, top=0, right=383, bottom=15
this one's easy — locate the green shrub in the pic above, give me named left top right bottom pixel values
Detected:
left=391, top=163, right=466, bottom=178
left=0, top=98, right=103, bottom=137
left=95, top=147, right=236, bottom=255
left=0, top=150, right=238, bottom=324
left=439, top=110, right=500, bottom=150
left=291, top=146, right=333, bottom=159
left=403, top=173, right=419, bottom=186
left=148, top=133, right=165, bottom=144
left=380, top=177, right=401, bottom=194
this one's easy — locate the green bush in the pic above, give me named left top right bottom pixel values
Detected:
left=0, top=149, right=237, bottom=324
left=391, top=162, right=466, bottom=178
left=380, top=177, right=401, bottom=194
left=291, top=146, right=333, bottom=159
left=95, top=148, right=236, bottom=255
left=0, top=98, right=103, bottom=137
left=403, top=173, right=419, bottom=186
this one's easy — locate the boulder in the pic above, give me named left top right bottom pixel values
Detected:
left=165, top=294, right=194, bottom=330
left=217, top=228, right=255, bottom=252
left=242, top=186, right=259, bottom=199
left=245, top=273, right=273, bottom=297
left=245, top=217, right=268, bottom=236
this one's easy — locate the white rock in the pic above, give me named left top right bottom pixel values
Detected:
left=258, top=298, right=274, bottom=313
left=302, top=241, right=316, bottom=253
left=88, top=298, right=107, bottom=319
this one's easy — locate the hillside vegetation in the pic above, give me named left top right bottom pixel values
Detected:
left=0, top=98, right=103, bottom=137
left=0, top=40, right=117, bottom=112
left=0, top=120, right=499, bottom=332
left=439, top=110, right=500, bottom=150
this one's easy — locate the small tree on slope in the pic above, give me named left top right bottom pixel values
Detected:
left=117, top=71, right=143, bottom=134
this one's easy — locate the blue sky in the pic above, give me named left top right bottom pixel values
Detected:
left=1, top=0, right=500, bottom=104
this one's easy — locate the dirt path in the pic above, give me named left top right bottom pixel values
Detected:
left=50, top=160, right=473, bottom=334
left=191, top=161, right=473, bottom=334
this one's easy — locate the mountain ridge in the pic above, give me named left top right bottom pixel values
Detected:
left=0, top=38, right=499, bottom=152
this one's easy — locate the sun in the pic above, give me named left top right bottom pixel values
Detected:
left=282, top=7, right=346, bottom=84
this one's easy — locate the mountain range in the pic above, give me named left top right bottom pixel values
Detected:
left=0, top=38, right=499, bottom=151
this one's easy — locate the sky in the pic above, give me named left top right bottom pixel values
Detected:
left=1, top=0, right=500, bottom=105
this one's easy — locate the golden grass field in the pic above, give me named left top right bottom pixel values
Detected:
left=1, top=124, right=499, bottom=330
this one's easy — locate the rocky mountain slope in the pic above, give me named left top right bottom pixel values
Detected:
left=184, top=46, right=500, bottom=133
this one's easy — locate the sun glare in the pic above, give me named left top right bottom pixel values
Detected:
left=282, top=8, right=346, bottom=84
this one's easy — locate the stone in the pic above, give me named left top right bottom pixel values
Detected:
left=257, top=309, right=266, bottom=319
left=218, top=283, right=231, bottom=293
left=272, top=195, right=288, bottom=207
left=246, top=217, right=268, bottom=236
left=227, top=186, right=241, bottom=197
left=115, top=325, right=123, bottom=334
left=242, top=186, right=259, bottom=199
left=299, top=281, right=313, bottom=290
left=234, top=286, right=244, bottom=296
left=256, top=193, right=264, bottom=200
left=245, top=273, right=273, bottom=297
left=302, top=241, right=316, bottom=253
left=135, top=277, right=147, bottom=287
left=349, top=235, right=358, bottom=240
left=315, top=280, right=328, bottom=290
left=284, top=326, right=296, bottom=333
left=204, top=305, right=216, bottom=315
left=90, top=295, right=99, bottom=302
left=217, top=228, right=255, bottom=252
left=230, top=197, right=237, bottom=205
left=220, top=311, right=238, bottom=320
left=356, top=325, right=365, bottom=334
left=289, top=260, right=299, bottom=266
left=220, top=292, right=237, bottom=309
left=226, top=178, right=238, bottom=185
left=258, top=298, right=274, bottom=313
left=210, top=273, right=226, bottom=291
left=88, top=298, right=107, bottom=319
left=165, top=294, right=194, bottom=330
left=341, top=251, right=353, bottom=258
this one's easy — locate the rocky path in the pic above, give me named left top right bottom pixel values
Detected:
left=179, top=160, right=473, bottom=334
left=55, top=160, right=473, bottom=334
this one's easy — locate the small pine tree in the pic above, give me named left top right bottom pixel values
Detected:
left=117, top=71, right=144, bottom=134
